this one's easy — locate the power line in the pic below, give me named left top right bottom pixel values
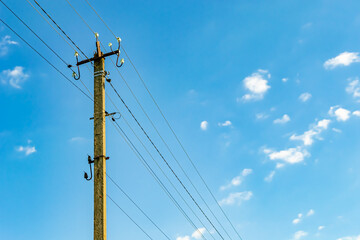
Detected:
left=107, top=174, right=172, bottom=240
left=107, top=194, right=154, bottom=240
left=0, top=0, right=68, bottom=66
left=31, top=0, right=89, bottom=59
left=79, top=2, right=244, bottom=239
left=109, top=118, right=208, bottom=240
left=65, top=0, right=95, bottom=35
left=0, top=18, right=93, bottom=101
left=105, top=92, right=216, bottom=240
left=108, top=82, right=225, bottom=240
left=1, top=0, right=92, bottom=98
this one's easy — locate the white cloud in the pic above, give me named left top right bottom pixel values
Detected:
left=241, top=168, right=252, bottom=176
left=177, top=236, right=190, bottom=240
left=292, top=209, right=314, bottom=225
left=219, top=191, right=253, bottom=206
left=293, top=231, right=308, bottom=240
left=0, top=35, right=18, bottom=56
left=324, top=52, right=360, bottom=69
left=220, top=169, right=253, bottom=190
left=337, top=236, right=360, bottom=240
left=307, top=209, right=315, bottom=216
left=192, top=228, right=206, bottom=240
left=200, top=121, right=208, bottom=131
left=264, top=171, right=275, bottom=182
left=299, top=92, right=312, bottom=102
left=69, top=137, right=87, bottom=142
left=218, top=120, right=232, bottom=127
left=282, top=78, right=289, bottom=82
left=290, top=119, right=331, bottom=146
left=241, top=69, right=271, bottom=101
left=265, top=147, right=309, bottom=164
left=346, top=79, right=360, bottom=100
left=273, top=114, right=290, bottom=124
left=276, top=163, right=285, bottom=169
left=353, top=110, right=360, bottom=117
left=17, top=145, right=36, bottom=156
left=329, top=106, right=351, bottom=122
left=318, top=226, right=325, bottom=231
left=317, top=119, right=331, bottom=129
left=1, top=66, right=29, bottom=89
left=256, top=113, right=269, bottom=120
left=292, top=213, right=303, bottom=224
left=332, top=128, right=342, bottom=133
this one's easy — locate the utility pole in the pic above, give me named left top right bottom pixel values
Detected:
left=76, top=35, right=121, bottom=240
left=93, top=39, right=107, bottom=240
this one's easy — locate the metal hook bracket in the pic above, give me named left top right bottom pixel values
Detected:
left=84, top=155, right=94, bottom=181
left=68, top=51, right=81, bottom=80
left=115, top=37, right=124, bottom=68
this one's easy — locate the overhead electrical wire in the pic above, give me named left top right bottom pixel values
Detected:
left=109, top=118, right=208, bottom=240
left=0, top=18, right=92, bottom=101
left=105, top=92, right=216, bottom=240
left=108, top=81, right=225, bottom=240
left=107, top=194, right=155, bottom=240
left=0, top=0, right=92, bottom=98
left=80, top=1, right=244, bottom=239
left=107, top=174, right=172, bottom=240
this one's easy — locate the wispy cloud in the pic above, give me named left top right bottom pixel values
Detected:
left=240, top=69, right=271, bottom=101
left=177, top=236, right=191, bottom=240
left=346, top=79, right=360, bottom=101
left=16, top=142, right=36, bottom=156
left=0, top=35, right=18, bottom=56
left=200, top=121, right=208, bottom=131
left=220, top=169, right=253, bottom=190
left=69, top=137, right=88, bottom=142
left=273, top=114, right=290, bottom=124
left=219, top=191, right=253, bottom=206
left=292, top=209, right=315, bottom=225
left=256, top=113, right=269, bottom=120
left=353, top=110, right=360, bottom=117
left=290, top=119, right=330, bottom=146
left=191, top=228, right=206, bottom=240
left=337, top=235, right=360, bottom=240
left=299, top=92, right=312, bottom=102
left=218, top=120, right=232, bottom=127
left=264, top=171, right=275, bottom=182
left=292, top=231, right=308, bottom=240
left=1, top=66, right=29, bottom=89
left=324, top=52, right=360, bottom=69
left=292, top=213, right=303, bottom=224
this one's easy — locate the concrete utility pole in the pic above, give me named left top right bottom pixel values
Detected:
left=93, top=40, right=107, bottom=240
left=77, top=36, right=120, bottom=240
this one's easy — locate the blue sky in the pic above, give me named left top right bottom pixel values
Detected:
left=1, top=0, right=360, bottom=240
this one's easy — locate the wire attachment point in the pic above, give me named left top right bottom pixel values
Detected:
left=70, top=52, right=81, bottom=80
left=84, top=155, right=94, bottom=181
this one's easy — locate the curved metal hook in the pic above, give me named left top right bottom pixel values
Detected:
left=115, top=37, right=124, bottom=68
left=84, top=155, right=93, bottom=181
left=73, top=54, right=81, bottom=80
